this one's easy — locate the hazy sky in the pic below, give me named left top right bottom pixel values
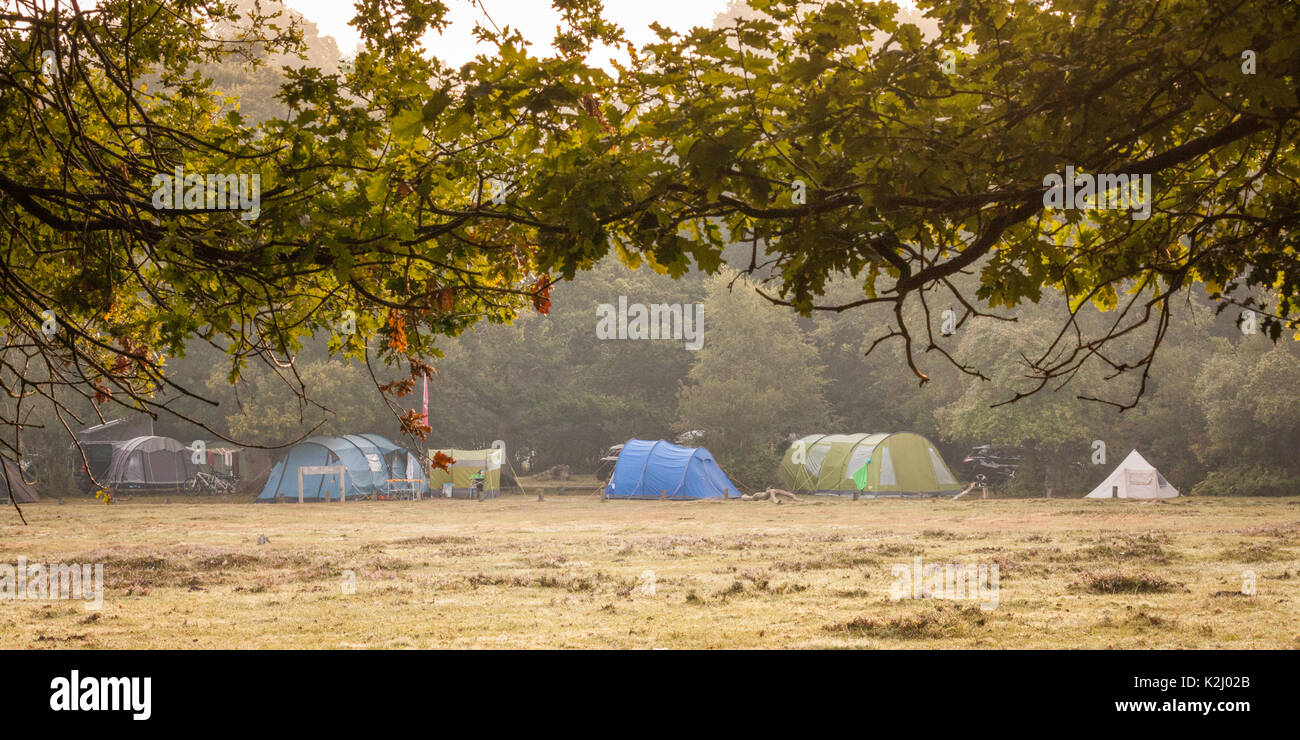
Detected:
left=282, top=0, right=736, bottom=66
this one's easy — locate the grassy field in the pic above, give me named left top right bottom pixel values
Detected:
left=1, top=494, right=1297, bottom=648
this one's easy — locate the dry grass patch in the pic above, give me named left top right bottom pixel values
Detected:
left=772, top=550, right=878, bottom=572
left=710, top=571, right=808, bottom=600
left=392, top=535, right=477, bottom=546
left=825, top=603, right=989, bottom=639
left=1235, top=521, right=1300, bottom=538
left=1073, top=532, right=1173, bottom=562
left=465, top=569, right=633, bottom=595
left=1098, top=610, right=1177, bottom=630
left=1219, top=543, right=1288, bottom=562
left=873, top=542, right=923, bottom=557
left=1072, top=570, right=1183, bottom=594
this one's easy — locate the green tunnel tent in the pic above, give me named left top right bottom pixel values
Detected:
left=777, top=433, right=963, bottom=497
left=427, top=448, right=503, bottom=498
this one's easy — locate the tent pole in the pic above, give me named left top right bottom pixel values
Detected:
left=503, top=453, right=529, bottom=500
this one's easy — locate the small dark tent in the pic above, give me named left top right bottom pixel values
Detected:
left=0, top=458, right=39, bottom=503
left=73, top=416, right=155, bottom=492
left=604, top=439, right=740, bottom=500
left=103, top=436, right=195, bottom=490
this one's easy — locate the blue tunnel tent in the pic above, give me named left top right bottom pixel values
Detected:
left=257, top=434, right=426, bottom=502
left=354, top=433, right=429, bottom=497
left=604, top=439, right=740, bottom=500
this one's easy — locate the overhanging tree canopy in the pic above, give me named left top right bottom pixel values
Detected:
left=596, top=0, right=1300, bottom=409
left=0, top=0, right=621, bottom=516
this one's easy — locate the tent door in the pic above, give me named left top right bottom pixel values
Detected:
left=1124, top=470, right=1160, bottom=499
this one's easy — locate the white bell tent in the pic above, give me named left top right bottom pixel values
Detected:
left=1084, top=450, right=1180, bottom=499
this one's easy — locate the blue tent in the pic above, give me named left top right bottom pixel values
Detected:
left=257, top=435, right=425, bottom=502
left=604, top=439, right=740, bottom=500
left=354, top=433, right=429, bottom=497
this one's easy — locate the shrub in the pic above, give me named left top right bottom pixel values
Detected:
left=1073, top=570, right=1181, bottom=594
left=1190, top=466, right=1300, bottom=497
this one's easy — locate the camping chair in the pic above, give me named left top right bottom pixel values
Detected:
left=469, top=469, right=486, bottom=501
left=384, top=478, right=423, bottom=500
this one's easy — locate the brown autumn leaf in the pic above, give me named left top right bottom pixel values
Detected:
left=408, top=357, right=436, bottom=381
left=398, top=409, right=431, bottom=442
left=385, top=308, right=408, bottom=354
left=430, top=450, right=455, bottom=473
left=378, top=377, right=415, bottom=397
left=532, top=275, right=553, bottom=315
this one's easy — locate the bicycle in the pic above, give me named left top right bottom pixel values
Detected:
left=185, top=470, right=237, bottom=496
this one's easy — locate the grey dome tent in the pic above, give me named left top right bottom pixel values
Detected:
left=73, top=415, right=154, bottom=493
left=103, top=436, right=196, bottom=490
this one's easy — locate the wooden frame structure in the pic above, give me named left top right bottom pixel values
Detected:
left=297, top=465, right=346, bottom=504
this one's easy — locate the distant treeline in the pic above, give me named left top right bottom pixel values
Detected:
left=15, top=253, right=1294, bottom=499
